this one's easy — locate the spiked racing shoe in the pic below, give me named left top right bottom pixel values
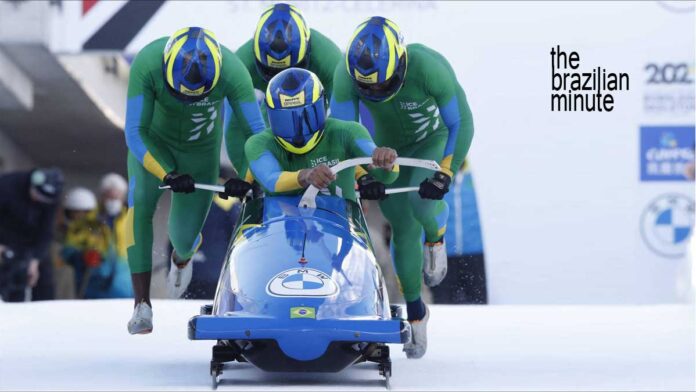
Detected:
left=127, top=301, right=153, bottom=335
left=166, top=251, right=192, bottom=299
left=403, top=304, right=429, bottom=359
left=423, top=239, right=447, bottom=287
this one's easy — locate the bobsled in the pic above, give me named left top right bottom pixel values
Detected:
left=183, top=158, right=440, bottom=389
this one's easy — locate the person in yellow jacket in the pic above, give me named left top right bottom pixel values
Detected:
left=96, top=173, right=134, bottom=298
left=61, top=187, right=112, bottom=299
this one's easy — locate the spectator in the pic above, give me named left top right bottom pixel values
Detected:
left=96, top=173, right=133, bottom=298
left=61, top=186, right=132, bottom=299
left=0, top=167, right=63, bottom=302
left=429, top=161, right=488, bottom=304
left=61, top=187, right=106, bottom=298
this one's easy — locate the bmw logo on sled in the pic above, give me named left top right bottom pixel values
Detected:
left=183, top=158, right=441, bottom=389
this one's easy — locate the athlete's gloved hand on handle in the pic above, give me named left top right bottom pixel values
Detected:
left=419, top=171, right=451, bottom=200
left=163, top=172, right=195, bottom=193
left=370, top=147, right=397, bottom=171
left=300, top=157, right=441, bottom=208
left=358, top=175, right=387, bottom=200
left=299, top=164, right=335, bottom=189
left=219, top=178, right=252, bottom=199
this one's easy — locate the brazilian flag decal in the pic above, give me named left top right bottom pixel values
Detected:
left=290, top=306, right=316, bottom=319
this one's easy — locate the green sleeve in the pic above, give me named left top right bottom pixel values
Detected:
left=308, top=29, right=342, bottom=99
left=425, top=51, right=474, bottom=177
left=342, top=121, right=398, bottom=185
left=124, top=44, right=176, bottom=180
left=328, top=61, right=360, bottom=121
left=221, top=45, right=266, bottom=181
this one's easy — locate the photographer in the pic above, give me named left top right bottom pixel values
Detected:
left=0, top=168, right=64, bottom=302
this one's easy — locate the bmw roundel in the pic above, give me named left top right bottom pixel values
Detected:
left=266, top=268, right=339, bottom=297
left=641, top=194, right=694, bottom=258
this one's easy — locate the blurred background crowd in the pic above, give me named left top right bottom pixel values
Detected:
left=0, top=163, right=488, bottom=305
left=0, top=168, right=133, bottom=301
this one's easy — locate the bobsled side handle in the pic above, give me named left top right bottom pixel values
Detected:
left=159, top=183, right=226, bottom=193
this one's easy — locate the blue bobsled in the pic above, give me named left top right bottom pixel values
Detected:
left=187, top=158, right=441, bottom=388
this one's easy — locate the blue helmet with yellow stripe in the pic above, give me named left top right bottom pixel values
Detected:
left=346, top=17, right=407, bottom=102
left=254, top=3, right=311, bottom=82
left=266, top=68, right=326, bottom=155
left=163, top=27, right=222, bottom=102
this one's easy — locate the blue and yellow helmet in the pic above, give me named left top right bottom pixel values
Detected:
left=254, top=3, right=311, bottom=82
left=345, top=17, right=407, bottom=102
left=266, top=68, right=326, bottom=155
left=163, top=27, right=222, bottom=102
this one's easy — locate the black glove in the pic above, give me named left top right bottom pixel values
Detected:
left=163, top=172, right=195, bottom=193
left=418, top=171, right=451, bottom=200
left=358, top=175, right=387, bottom=200
left=219, top=178, right=252, bottom=199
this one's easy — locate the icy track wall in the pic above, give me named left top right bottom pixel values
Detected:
left=44, top=1, right=696, bottom=304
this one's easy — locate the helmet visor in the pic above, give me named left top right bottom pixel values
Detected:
left=354, top=54, right=406, bottom=102
left=356, top=75, right=403, bottom=102
left=268, top=101, right=326, bottom=151
left=164, top=82, right=212, bottom=103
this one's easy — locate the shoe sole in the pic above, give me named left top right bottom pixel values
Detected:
left=424, top=273, right=446, bottom=287
left=129, top=328, right=153, bottom=335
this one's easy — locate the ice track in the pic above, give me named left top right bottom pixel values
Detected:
left=0, top=300, right=693, bottom=391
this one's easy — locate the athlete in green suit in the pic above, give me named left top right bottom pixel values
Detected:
left=124, top=27, right=265, bottom=334
left=330, top=17, right=474, bottom=358
left=246, top=68, right=397, bottom=210
left=225, top=3, right=342, bottom=182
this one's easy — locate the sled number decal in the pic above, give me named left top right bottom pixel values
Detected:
left=266, top=268, right=339, bottom=297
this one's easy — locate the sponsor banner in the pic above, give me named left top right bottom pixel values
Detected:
left=640, top=126, right=695, bottom=181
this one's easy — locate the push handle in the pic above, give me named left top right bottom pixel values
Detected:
left=299, top=157, right=441, bottom=208
left=158, top=183, right=225, bottom=192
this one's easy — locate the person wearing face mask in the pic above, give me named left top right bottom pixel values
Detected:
left=100, top=173, right=128, bottom=225
left=97, top=173, right=134, bottom=299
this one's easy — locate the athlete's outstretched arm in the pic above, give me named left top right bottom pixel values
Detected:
left=429, top=58, right=474, bottom=177
left=124, top=53, right=175, bottom=180
left=245, top=135, right=303, bottom=193
left=222, top=47, right=266, bottom=181
left=343, top=122, right=399, bottom=185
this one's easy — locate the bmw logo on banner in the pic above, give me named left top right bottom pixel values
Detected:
left=266, top=268, right=339, bottom=297
left=640, top=194, right=694, bottom=258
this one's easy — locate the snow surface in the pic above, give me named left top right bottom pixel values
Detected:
left=0, top=300, right=693, bottom=391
